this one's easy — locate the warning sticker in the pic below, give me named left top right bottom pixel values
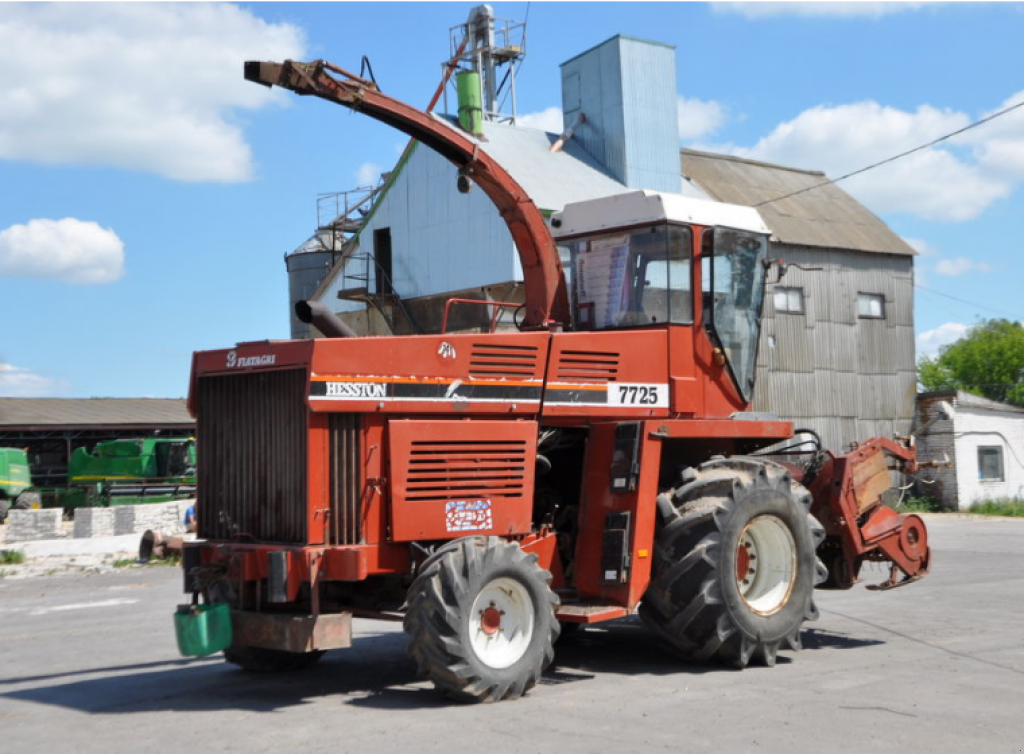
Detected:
left=445, top=500, right=494, bottom=532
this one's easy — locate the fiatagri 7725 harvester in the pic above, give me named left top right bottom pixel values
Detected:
left=177, top=59, right=934, bottom=703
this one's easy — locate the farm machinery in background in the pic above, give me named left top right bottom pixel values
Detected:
left=0, top=437, right=195, bottom=522
left=174, top=58, right=934, bottom=703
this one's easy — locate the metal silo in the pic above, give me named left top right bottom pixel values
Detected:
left=285, top=232, right=336, bottom=340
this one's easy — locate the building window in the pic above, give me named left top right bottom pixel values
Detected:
left=978, top=447, right=1004, bottom=481
left=857, top=292, right=885, bottom=319
left=773, top=287, right=804, bottom=314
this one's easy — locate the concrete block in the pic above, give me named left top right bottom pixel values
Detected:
left=5, top=509, right=63, bottom=542
left=74, top=507, right=115, bottom=539
left=113, top=501, right=190, bottom=536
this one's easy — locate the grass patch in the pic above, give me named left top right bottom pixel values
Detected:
left=112, top=558, right=139, bottom=568
left=149, top=552, right=182, bottom=566
left=899, top=496, right=942, bottom=513
left=0, top=549, right=26, bottom=565
left=969, top=498, right=1024, bottom=517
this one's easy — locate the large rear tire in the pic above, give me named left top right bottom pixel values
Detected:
left=404, top=537, right=559, bottom=703
left=640, top=457, right=826, bottom=668
left=14, top=491, right=40, bottom=510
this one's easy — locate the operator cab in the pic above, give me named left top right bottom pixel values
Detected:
left=551, top=190, right=772, bottom=400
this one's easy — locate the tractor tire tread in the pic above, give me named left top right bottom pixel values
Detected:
left=640, top=456, right=825, bottom=669
left=404, top=537, right=559, bottom=703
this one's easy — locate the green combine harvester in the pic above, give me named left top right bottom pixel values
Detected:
left=0, top=447, right=39, bottom=522
left=0, top=438, right=196, bottom=521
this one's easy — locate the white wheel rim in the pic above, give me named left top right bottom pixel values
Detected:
left=737, top=515, right=797, bottom=615
left=469, top=577, right=535, bottom=669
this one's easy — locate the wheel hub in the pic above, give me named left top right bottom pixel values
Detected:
left=736, top=514, right=797, bottom=615
left=469, top=577, right=535, bottom=669
left=480, top=606, right=502, bottom=635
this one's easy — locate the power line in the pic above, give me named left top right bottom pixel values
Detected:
left=755, top=96, right=1024, bottom=208
left=914, top=283, right=1024, bottom=321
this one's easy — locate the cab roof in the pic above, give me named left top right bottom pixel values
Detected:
left=551, top=190, right=771, bottom=239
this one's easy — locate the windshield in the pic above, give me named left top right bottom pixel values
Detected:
left=702, top=228, right=769, bottom=401
left=559, top=224, right=692, bottom=330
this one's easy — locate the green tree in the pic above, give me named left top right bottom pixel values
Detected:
left=918, top=319, right=1024, bottom=407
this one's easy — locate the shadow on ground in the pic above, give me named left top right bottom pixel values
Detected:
left=801, top=627, right=884, bottom=651
left=2, top=616, right=885, bottom=714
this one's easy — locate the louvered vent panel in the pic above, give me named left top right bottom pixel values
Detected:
left=555, top=349, right=621, bottom=383
left=387, top=419, right=537, bottom=542
left=404, top=440, right=529, bottom=502
left=328, top=413, right=362, bottom=545
left=469, top=343, right=540, bottom=379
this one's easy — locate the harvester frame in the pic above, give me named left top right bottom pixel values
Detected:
left=178, top=58, right=932, bottom=703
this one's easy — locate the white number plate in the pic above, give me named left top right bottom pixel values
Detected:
left=607, top=383, right=668, bottom=408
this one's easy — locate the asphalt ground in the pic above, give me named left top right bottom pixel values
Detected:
left=1, top=515, right=1021, bottom=754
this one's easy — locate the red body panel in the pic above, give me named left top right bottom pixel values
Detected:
left=387, top=419, right=537, bottom=541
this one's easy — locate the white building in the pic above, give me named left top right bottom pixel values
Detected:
left=916, top=390, right=1024, bottom=509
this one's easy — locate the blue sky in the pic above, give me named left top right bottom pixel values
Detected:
left=1, top=2, right=1022, bottom=398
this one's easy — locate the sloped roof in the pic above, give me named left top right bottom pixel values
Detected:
left=0, top=398, right=194, bottom=429
left=681, top=149, right=915, bottom=256
left=919, top=390, right=1024, bottom=415
left=471, top=119, right=631, bottom=210
left=474, top=118, right=709, bottom=207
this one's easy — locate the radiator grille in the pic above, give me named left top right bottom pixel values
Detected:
left=555, top=349, right=620, bottom=383
left=197, top=369, right=307, bottom=543
left=403, top=439, right=529, bottom=503
left=329, top=413, right=362, bottom=545
left=469, top=343, right=541, bottom=379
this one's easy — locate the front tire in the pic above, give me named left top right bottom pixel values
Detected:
left=404, top=537, right=559, bottom=703
left=640, top=457, right=826, bottom=668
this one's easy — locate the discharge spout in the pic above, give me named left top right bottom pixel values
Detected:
left=294, top=300, right=358, bottom=339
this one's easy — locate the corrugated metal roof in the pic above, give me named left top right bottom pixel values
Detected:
left=0, top=398, right=194, bottom=428
left=472, top=118, right=709, bottom=207
left=468, top=119, right=634, bottom=210
left=681, top=149, right=915, bottom=256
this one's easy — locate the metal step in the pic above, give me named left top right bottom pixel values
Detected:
left=555, top=603, right=629, bottom=624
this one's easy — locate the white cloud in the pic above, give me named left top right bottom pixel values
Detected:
left=356, top=162, right=383, bottom=187
left=517, top=107, right=564, bottom=134
left=0, top=4, right=305, bottom=182
left=0, top=218, right=125, bottom=284
left=734, top=101, right=1016, bottom=221
left=902, top=237, right=937, bottom=256
left=0, top=363, right=68, bottom=397
left=935, top=256, right=993, bottom=276
left=917, top=322, right=969, bottom=357
left=677, top=97, right=726, bottom=141
left=716, top=2, right=930, bottom=19
left=964, top=89, right=1024, bottom=179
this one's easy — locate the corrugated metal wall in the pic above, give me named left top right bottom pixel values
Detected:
left=754, top=245, right=915, bottom=452
left=560, top=36, right=681, bottom=194
left=321, top=143, right=517, bottom=313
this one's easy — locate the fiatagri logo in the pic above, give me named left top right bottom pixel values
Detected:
left=226, top=350, right=276, bottom=369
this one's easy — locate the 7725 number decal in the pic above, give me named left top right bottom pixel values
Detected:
left=607, top=383, right=668, bottom=408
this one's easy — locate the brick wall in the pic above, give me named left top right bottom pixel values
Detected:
left=915, top=396, right=959, bottom=509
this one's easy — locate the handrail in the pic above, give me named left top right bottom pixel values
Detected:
left=442, top=298, right=522, bottom=334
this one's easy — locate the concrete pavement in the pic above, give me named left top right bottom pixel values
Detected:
left=0, top=515, right=1022, bottom=753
